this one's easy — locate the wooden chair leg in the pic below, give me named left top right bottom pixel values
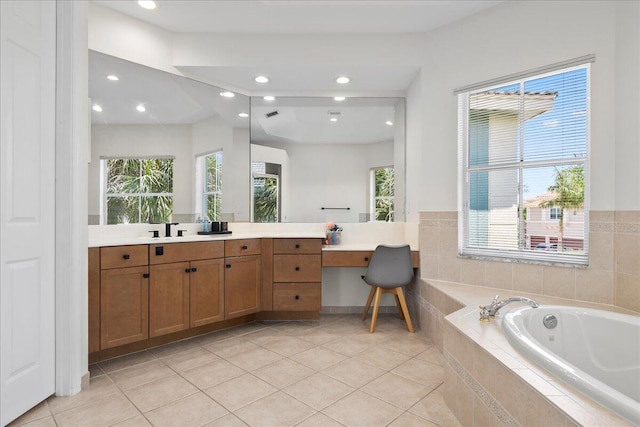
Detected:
left=396, top=287, right=414, bottom=333
left=369, top=287, right=382, bottom=333
left=394, top=293, right=404, bottom=320
left=362, top=286, right=376, bottom=321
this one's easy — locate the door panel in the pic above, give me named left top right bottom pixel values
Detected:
left=149, top=262, right=190, bottom=337
left=1, top=1, right=56, bottom=425
left=225, top=255, right=261, bottom=319
left=190, top=258, right=225, bottom=327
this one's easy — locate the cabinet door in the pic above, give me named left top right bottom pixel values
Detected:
left=101, top=266, right=149, bottom=349
left=225, top=255, right=261, bottom=319
left=149, top=262, right=190, bottom=338
left=88, top=248, right=100, bottom=353
left=190, top=258, right=225, bottom=327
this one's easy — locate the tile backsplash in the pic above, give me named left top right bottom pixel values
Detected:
left=419, top=210, right=640, bottom=313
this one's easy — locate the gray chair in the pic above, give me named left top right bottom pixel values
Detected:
left=361, top=244, right=415, bottom=333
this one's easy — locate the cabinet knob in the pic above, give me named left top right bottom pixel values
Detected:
left=241, top=245, right=248, bottom=250
left=191, top=267, right=197, bottom=272
left=123, top=254, right=130, bottom=260
left=295, top=244, right=300, bottom=249
left=295, top=295, right=300, bottom=300
left=295, top=266, right=300, bottom=271
left=185, top=268, right=191, bottom=273
left=364, top=257, right=369, bottom=262
left=226, top=264, right=231, bottom=268
left=143, top=273, right=150, bottom=278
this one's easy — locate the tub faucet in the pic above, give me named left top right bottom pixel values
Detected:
left=479, top=295, right=539, bottom=321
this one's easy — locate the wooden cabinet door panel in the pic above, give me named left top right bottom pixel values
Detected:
left=225, top=255, right=261, bottom=319
left=273, top=238, right=322, bottom=254
left=149, top=262, right=190, bottom=338
left=88, top=248, right=100, bottom=353
left=273, top=255, right=322, bottom=282
left=190, top=258, right=225, bottom=327
left=100, top=266, right=149, bottom=349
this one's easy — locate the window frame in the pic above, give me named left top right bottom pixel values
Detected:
left=457, top=64, right=591, bottom=266
left=195, top=150, right=223, bottom=221
left=101, top=156, right=174, bottom=225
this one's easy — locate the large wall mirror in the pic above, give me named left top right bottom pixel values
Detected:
left=250, top=96, right=405, bottom=223
left=88, top=51, right=251, bottom=225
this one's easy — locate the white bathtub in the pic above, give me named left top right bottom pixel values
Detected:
left=501, top=305, right=640, bottom=425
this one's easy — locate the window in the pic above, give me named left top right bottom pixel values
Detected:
left=196, top=151, right=222, bottom=221
left=370, top=167, right=394, bottom=222
left=103, top=158, right=174, bottom=224
left=458, top=63, right=589, bottom=264
left=252, top=162, right=279, bottom=223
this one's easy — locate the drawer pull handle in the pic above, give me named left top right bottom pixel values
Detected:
left=241, top=245, right=248, bottom=250
left=295, top=295, right=300, bottom=300
left=191, top=267, right=197, bottom=272
left=185, top=268, right=191, bottom=273
left=123, top=254, right=130, bottom=260
left=295, top=244, right=300, bottom=249
left=364, top=257, right=369, bottom=262
left=295, top=266, right=300, bottom=271
left=143, top=273, right=150, bottom=278
left=226, top=264, right=231, bottom=268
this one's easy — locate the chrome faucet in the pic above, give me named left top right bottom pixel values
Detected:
left=479, top=295, right=539, bottom=321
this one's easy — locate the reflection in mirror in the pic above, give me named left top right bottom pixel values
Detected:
left=250, top=97, right=405, bottom=223
left=88, top=50, right=251, bottom=225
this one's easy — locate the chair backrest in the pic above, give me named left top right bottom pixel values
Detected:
left=362, top=244, right=414, bottom=288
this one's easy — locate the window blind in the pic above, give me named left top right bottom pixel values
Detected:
left=458, top=64, right=590, bottom=265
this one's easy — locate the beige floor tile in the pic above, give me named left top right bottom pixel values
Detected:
left=387, top=412, right=440, bottom=427
left=228, top=322, right=270, bottom=336
left=295, top=412, right=343, bottom=427
left=204, top=337, right=260, bottom=359
left=53, top=393, right=139, bottom=427
left=124, top=374, right=198, bottom=413
left=89, top=363, right=105, bottom=378
left=145, top=392, right=228, bottom=427
left=408, top=389, right=460, bottom=427
left=251, top=358, right=315, bottom=389
left=180, top=359, right=246, bottom=389
left=47, top=375, right=120, bottom=414
left=297, top=331, right=342, bottom=346
left=7, top=401, right=51, bottom=426
left=323, top=336, right=375, bottom=357
left=204, top=373, right=277, bottom=412
left=202, top=413, right=248, bottom=426
left=234, top=391, right=315, bottom=427
left=323, top=390, right=403, bottom=427
left=392, top=359, right=443, bottom=389
left=290, top=346, right=348, bottom=371
left=226, top=346, right=284, bottom=371
left=382, top=335, right=432, bottom=357
left=189, top=329, right=237, bottom=346
left=321, top=358, right=386, bottom=388
left=110, top=415, right=153, bottom=426
left=253, top=335, right=316, bottom=356
left=361, top=372, right=431, bottom=410
left=147, top=338, right=202, bottom=359
left=160, top=346, right=220, bottom=372
left=353, top=346, right=411, bottom=371
left=414, top=346, right=444, bottom=366
left=10, top=416, right=56, bottom=427
left=98, top=350, right=156, bottom=373
left=108, top=360, right=175, bottom=391
left=283, top=373, right=354, bottom=410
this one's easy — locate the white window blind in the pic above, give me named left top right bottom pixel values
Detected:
left=458, top=64, right=590, bottom=265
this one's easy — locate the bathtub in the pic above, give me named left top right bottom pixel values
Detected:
left=501, top=306, right=640, bottom=425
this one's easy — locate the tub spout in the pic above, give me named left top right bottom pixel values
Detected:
left=480, top=295, right=539, bottom=320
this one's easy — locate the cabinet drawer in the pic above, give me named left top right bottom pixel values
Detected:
left=149, top=241, right=224, bottom=264
left=322, top=251, right=373, bottom=267
left=273, top=283, right=321, bottom=311
left=273, top=238, right=322, bottom=254
left=101, top=245, right=149, bottom=269
left=273, top=255, right=321, bottom=282
left=225, top=239, right=261, bottom=257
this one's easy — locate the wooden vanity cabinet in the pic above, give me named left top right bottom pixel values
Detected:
left=88, top=248, right=101, bottom=353
left=225, top=239, right=261, bottom=319
left=99, top=245, right=150, bottom=350
left=272, top=238, right=322, bottom=312
left=149, top=241, right=225, bottom=337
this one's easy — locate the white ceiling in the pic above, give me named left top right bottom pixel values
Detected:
left=94, top=0, right=502, bottom=34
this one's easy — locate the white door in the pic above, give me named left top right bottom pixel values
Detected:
left=0, top=1, right=56, bottom=425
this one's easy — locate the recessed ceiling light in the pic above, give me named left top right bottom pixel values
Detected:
left=136, top=104, right=146, bottom=112
left=220, top=91, right=235, bottom=98
left=106, top=75, right=119, bottom=81
left=334, top=96, right=346, bottom=101
left=330, top=117, right=338, bottom=122
left=238, top=112, right=249, bottom=118
left=336, top=76, right=350, bottom=84
left=254, top=76, right=269, bottom=84
left=263, top=96, right=275, bottom=101
left=92, top=104, right=102, bottom=112
left=138, top=1, right=156, bottom=10
left=385, top=120, right=393, bottom=126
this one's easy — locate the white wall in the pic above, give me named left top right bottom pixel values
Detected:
left=415, top=1, right=618, bottom=211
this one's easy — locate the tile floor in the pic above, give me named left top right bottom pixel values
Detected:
left=9, top=314, right=460, bottom=427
